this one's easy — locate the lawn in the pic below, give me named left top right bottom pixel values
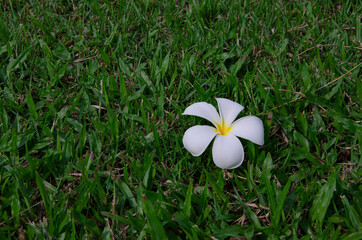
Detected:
left=0, top=0, right=361, bottom=239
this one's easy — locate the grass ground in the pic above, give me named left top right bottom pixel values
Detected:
left=0, top=0, right=361, bottom=239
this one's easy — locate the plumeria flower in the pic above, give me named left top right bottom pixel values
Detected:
left=182, top=98, right=264, bottom=169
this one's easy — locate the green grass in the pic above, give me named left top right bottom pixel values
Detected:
left=0, top=0, right=361, bottom=239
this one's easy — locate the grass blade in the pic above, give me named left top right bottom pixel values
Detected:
left=310, top=168, right=339, bottom=229
left=143, top=198, right=167, bottom=240
left=35, top=172, right=50, bottom=215
left=25, top=88, right=39, bottom=120
left=274, top=178, right=292, bottom=227
left=183, top=180, right=193, bottom=218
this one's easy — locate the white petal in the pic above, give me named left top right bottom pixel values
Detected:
left=231, top=116, right=264, bottom=145
left=212, top=135, right=244, bottom=169
left=183, top=102, right=220, bottom=126
left=183, top=125, right=217, bottom=157
left=216, top=98, right=244, bottom=126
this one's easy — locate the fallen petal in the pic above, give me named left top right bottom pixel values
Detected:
left=212, top=135, right=244, bottom=169
left=183, top=125, right=217, bottom=156
left=231, top=116, right=264, bottom=145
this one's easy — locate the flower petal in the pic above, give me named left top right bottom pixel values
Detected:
left=231, top=116, right=264, bottom=145
left=183, top=125, right=217, bottom=157
left=212, top=135, right=244, bottom=169
left=182, top=102, right=220, bottom=126
left=216, top=98, right=244, bottom=126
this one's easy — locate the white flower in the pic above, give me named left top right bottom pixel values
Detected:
left=182, top=98, right=264, bottom=169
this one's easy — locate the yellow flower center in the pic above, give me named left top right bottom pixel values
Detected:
left=215, top=121, right=233, bottom=136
